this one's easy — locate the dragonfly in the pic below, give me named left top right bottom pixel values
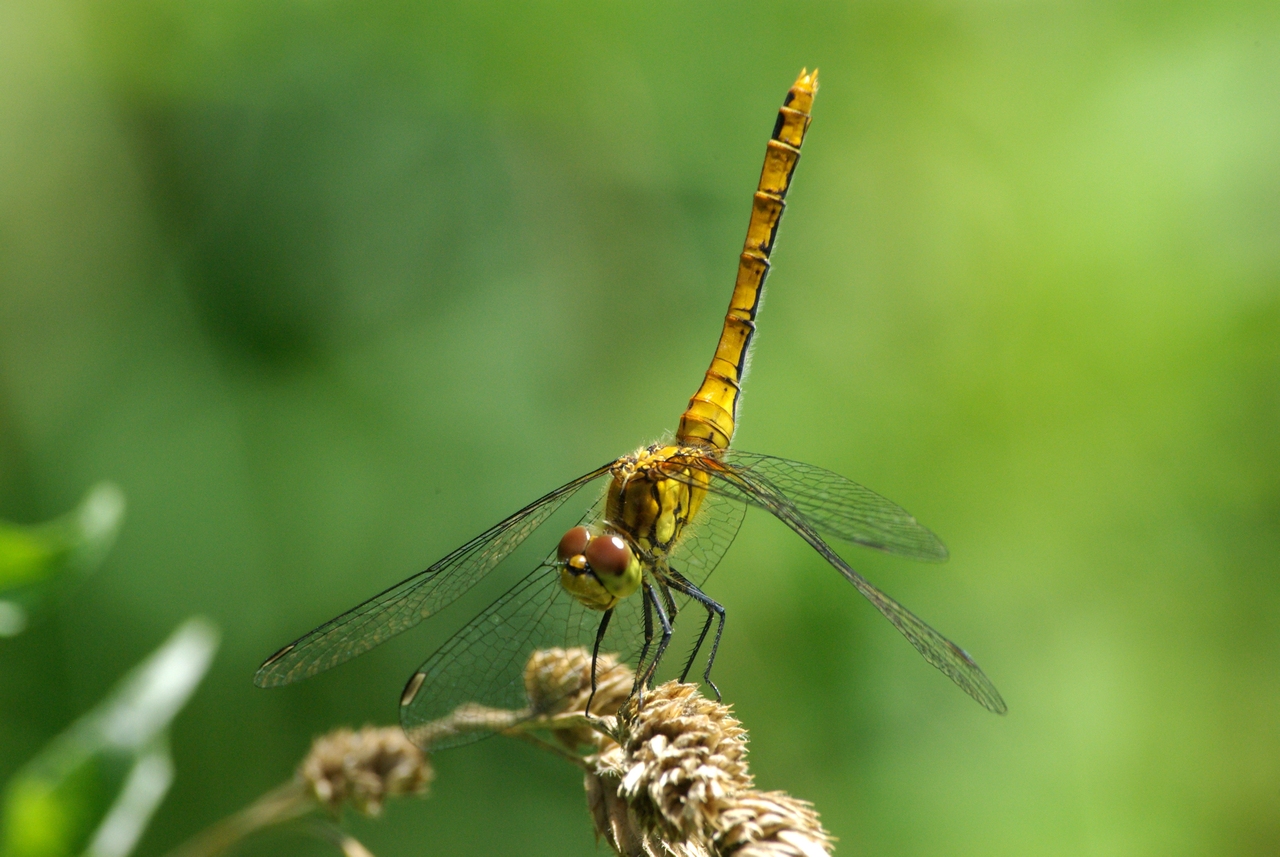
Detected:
left=256, top=69, right=1006, bottom=750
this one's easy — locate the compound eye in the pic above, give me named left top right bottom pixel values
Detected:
left=557, top=526, right=591, bottom=563
left=584, top=534, right=632, bottom=579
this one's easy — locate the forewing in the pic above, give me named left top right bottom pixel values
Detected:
left=689, top=458, right=1006, bottom=714
left=711, top=451, right=949, bottom=561
left=254, top=464, right=614, bottom=687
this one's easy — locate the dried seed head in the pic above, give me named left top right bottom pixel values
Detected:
left=716, top=791, right=833, bottom=857
left=609, top=682, right=752, bottom=841
left=524, top=646, right=634, bottom=716
left=586, top=766, right=691, bottom=857
left=587, top=682, right=833, bottom=857
left=524, top=646, right=634, bottom=749
left=300, top=726, right=433, bottom=816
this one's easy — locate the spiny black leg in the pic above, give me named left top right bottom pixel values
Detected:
left=680, top=610, right=715, bottom=684
left=641, top=581, right=674, bottom=690
left=585, top=607, right=613, bottom=716
left=697, top=593, right=727, bottom=700
left=660, top=582, right=679, bottom=623
left=666, top=569, right=711, bottom=682
left=667, top=573, right=727, bottom=701
left=633, top=585, right=655, bottom=698
left=666, top=569, right=712, bottom=683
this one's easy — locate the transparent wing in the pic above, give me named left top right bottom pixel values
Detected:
left=679, top=454, right=1007, bottom=714
left=398, top=492, right=746, bottom=751
left=254, top=463, right=615, bottom=687
left=717, top=451, right=949, bottom=561
left=667, top=490, right=745, bottom=589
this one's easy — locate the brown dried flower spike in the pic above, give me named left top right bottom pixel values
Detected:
left=301, top=726, right=433, bottom=816
left=524, top=646, right=634, bottom=749
left=611, top=683, right=753, bottom=842
left=584, top=678, right=834, bottom=857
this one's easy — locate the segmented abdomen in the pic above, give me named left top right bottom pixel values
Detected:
left=677, top=68, right=819, bottom=451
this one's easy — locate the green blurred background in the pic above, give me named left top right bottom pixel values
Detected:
left=2, top=1, right=1278, bottom=854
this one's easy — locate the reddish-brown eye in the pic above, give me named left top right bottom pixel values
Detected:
left=584, top=534, right=632, bottom=579
left=558, top=526, right=591, bottom=562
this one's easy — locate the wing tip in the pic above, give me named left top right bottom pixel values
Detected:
left=253, top=665, right=289, bottom=688
left=973, top=678, right=1009, bottom=715
left=957, top=650, right=1007, bottom=715
left=920, top=524, right=950, bottom=561
left=979, top=688, right=1009, bottom=716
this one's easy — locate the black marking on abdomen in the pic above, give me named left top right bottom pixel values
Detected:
left=771, top=111, right=787, bottom=140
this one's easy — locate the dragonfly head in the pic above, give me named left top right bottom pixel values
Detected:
left=556, top=526, right=642, bottom=611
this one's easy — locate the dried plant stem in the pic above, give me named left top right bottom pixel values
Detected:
left=163, top=726, right=431, bottom=857
left=303, top=818, right=377, bottom=857
left=163, top=780, right=315, bottom=857
left=507, top=729, right=593, bottom=769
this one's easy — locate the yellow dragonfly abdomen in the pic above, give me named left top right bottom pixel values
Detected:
left=677, top=69, right=819, bottom=451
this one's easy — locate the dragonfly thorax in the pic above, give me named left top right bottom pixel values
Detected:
left=606, top=444, right=715, bottom=557
left=556, top=525, right=642, bottom=611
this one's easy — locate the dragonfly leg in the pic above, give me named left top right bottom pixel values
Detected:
left=584, top=607, right=613, bottom=716
left=633, top=585, right=655, bottom=698
left=659, top=581, right=679, bottom=623
left=668, top=572, right=727, bottom=701
left=640, top=581, right=674, bottom=690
